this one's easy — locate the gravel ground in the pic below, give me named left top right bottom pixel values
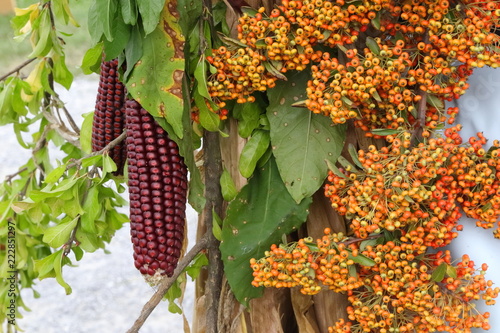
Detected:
left=2, top=76, right=196, bottom=333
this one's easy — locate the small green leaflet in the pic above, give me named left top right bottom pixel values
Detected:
left=137, top=0, right=165, bottom=35
left=348, top=144, right=363, bottom=169
left=42, top=216, right=78, bottom=248
left=234, top=102, right=263, bottom=138
left=80, top=112, right=94, bottom=154
left=212, top=209, right=223, bottom=241
left=53, top=250, right=72, bottom=294
left=81, top=43, right=104, bottom=75
left=220, top=168, right=238, bottom=202
left=81, top=186, right=100, bottom=233
left=366, top=37, right=380, bottom=55
left=239, top=130, right=270, bottom=178
left=120, top=0, right=138, bottom=25
left=431, top=262, right=447, bottom=282
left=88, top=1, right=105, bottom=44
left=194, top=56, right=211, bottom=99
left=44, top=164, right=67, bottom=184
left=96, top=0, right=118, bottom=42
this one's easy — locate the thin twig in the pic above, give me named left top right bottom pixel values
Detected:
left=0, top=58, right=36, bottom=82
left=62, top=226, right=78, bottom=257
left=58, top=100, right=81, bottom=135
left=4, top=167, right=28, bottom=183
left=341, top=233, right=383, bottom=247
left=126, top=233, right=210, bottom=333
left=67, top=131, right=127, bottom=169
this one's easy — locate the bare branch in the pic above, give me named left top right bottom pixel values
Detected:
left=0, top=58, right=36, bottom=82
left=4, top=167, right=28, bottom=183
left=126, top=233, right=210, bottom=333
left=203, top=129, right=225, bottom=333
left=42, top=110, right=81, bottom=148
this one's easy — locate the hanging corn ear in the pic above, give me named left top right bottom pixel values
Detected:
left=125, top=98, right=188, bottom=282
left=92, top=58, right=126, bottom=174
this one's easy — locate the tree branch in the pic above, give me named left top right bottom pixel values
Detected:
left=126, top=233, right=210, bottom=333
left=0, top=58, right=36, bottom=82
left=203, top=130, right=225, bottom=333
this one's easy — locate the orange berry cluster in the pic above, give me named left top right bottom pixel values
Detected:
left=250, top=228, right=499, bottom=333
left=207, top=0, right=500, bottom=135
left=250, top=232, right=363, bottom=295
left=190, top=99, right=229, bottom=123
left=325, top=127, right=500, bottom=242
left=330, top=243, right=499, bottom=333
left=207, top=46, right=276, bottom=104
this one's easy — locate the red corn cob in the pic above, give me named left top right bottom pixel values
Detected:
left=92, top=58, right=126, bottom=174
left=125, top=98, right=188, bottom=282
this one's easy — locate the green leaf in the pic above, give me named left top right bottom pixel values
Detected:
left=446, top=264, right=457, bottom=279
left=212, top=209, right=223, bottom=241
left=35, top=251, right=58, bottom=279
left=53, top=250, right=72, bottom=294
left=123, top=25, right=144, bottom=80
left=431, top=263, right=447, bottom=282
left=427, top=94, right=444, bottom=109
left=42, top=217, right=78, bottom=248
left=371, top=12, right=381, bottom=30
left=177, top=0, right=202, bottom=37
left=120, top=0, right=138, bottom=25
left=102, top=153, right=118, bottom=174
left=29, top=9, right=53, bottom=58
left=348, top=144, right=363, bottom=169
left=126, top=8, right=185, bottom=138
left=267, top=71, right=347, bottom=203
left=80, top=112, right=94, bottom=154
left=137, top=0, right=164, bottom=35
left=81, top=44, right=104, bottom=75
left=81, top=186, right=100, bottom=233
left=221, top=157, right=312, bottom=306
left=186, top=253, right=208, bottom=280
left=52, top=54, right=74, bottom=90
left=88, top=0, right=104, bottom=44
left=96, top=0, right=118, bottom=42
left=45, top=164, right=67, bottom=184
left=234, top=102, right=263, bottom=138
left=239, top=130, right=270, bottom=178
left=348, top=252, right=375, bottom=266
left=370, top=128, right=400, bottom=136
left=103, top=10, right=132, bottom=60
left=75, top=228, right=101, bottom=252
left=194, top=56, right=211, bottom=99
left=195, top=91, right=220, bottom=132
left=72, top=246, right=84, bottom=261
left=220, top=168, right=238, bottom=202
left=81, top=154, right=103, bottom=168
left=366, top=37, right=380, bottom=55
